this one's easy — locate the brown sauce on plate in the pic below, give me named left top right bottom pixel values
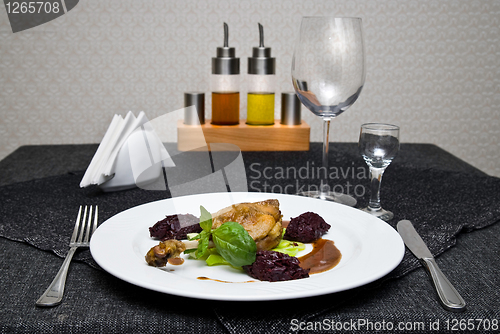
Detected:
left=298, top=238, right=341, bottom=274
left=197, top=277, right=257, bottom=283
left=167, top=258, right=184, bottom=265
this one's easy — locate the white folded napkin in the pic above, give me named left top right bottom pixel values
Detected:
left=80, top=111, right=175, bottom=192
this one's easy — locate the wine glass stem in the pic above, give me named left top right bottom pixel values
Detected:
left=368, top=167, right=385, bottom=211
left=320, top=117, right=331, bottom=197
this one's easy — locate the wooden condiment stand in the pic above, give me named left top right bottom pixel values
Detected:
left=177, top=119, right=310, bottom=151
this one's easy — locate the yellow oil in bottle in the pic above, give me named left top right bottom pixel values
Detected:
left=246, top=92, right=275, bottom=125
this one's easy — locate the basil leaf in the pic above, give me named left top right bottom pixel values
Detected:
left=195, top=230, right=210, bottom=258
left=212, top=221, right=257, bottom=267
left=199, top=205, right=212, bottom=232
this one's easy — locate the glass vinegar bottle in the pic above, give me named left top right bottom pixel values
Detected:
left=211, top=22, right=240, bottom=125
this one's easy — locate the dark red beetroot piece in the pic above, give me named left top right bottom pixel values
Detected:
left=283, top=212, right=330, bottom=243
left=149, top=214, right=201, bottom=241
left=243, top=250, right=310, bottom=282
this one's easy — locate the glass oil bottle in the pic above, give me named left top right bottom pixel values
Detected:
left=211, top=22, right=240, bottom=125
left=246, top=23, right=276, bottom=125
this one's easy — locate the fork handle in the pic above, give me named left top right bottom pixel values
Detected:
left=36, top=247, right=78, bottom=307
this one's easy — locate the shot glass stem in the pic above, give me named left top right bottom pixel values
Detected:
left=368, top=167, right=385, bottom=211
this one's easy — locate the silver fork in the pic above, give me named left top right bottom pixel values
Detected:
left=36, top=205, right=98, bottom=307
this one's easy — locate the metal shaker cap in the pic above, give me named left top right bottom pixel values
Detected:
left=248, top=23, right=275, bottom=75
left=280, top=92, right=302, bottom=125
left=212, top=23, right=240, bottom=75
left=184, top=92, right=205, bottom=125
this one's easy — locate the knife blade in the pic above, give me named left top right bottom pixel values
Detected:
left=397, top=220, right=466, bottom=312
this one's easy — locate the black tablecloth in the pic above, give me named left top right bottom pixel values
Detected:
left=1, top=143, right=499, bottom=334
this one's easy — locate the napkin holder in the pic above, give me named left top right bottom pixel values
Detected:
left=81, top=111, right=174, bottom=192
left=99, top=128, right=167, bottom=192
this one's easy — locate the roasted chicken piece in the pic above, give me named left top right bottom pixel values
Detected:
left=145, top=239, right=186, bottom=267
left=212, top=199, right=283, bottom=251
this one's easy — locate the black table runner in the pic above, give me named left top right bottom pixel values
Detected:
left=1, top=143, right=499, bottom=333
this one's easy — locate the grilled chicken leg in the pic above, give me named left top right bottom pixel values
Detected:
left=145, top=239, right=186, bottom=267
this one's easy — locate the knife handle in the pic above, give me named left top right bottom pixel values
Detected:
left=420, top=258, right=466, bottom=312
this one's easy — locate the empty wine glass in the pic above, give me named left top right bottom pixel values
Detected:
left=358, top=123, right=400, bottom=221
left=292, top=17, right=365, bottom=206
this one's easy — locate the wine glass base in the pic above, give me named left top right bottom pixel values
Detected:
left=297, top=191, right=357, bottom=207
left=360, top=207, right=394, bottom=221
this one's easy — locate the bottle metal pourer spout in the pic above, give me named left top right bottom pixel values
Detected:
left=248, top=23, right=275, bottom=75
left=212, top=22, right=240, bottom=75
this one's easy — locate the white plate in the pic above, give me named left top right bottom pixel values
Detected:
left=90, top=192, right=405, bottom=301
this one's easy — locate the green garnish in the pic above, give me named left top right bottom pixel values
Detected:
left=212, top=221, right=257, bottom=267
left=272, top=228, right=305, bottom=257
left=205, top=253, right=229, bottom=266
left=189, top=205, right=257, bottom=268
left=199, top=206, right=213, bottom=231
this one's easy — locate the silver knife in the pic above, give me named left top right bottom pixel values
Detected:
left=397, top=220, right=466, bottom=312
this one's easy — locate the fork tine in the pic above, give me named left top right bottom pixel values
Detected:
left=92, top=206, right=98, bottom=235
left=77, top=206, right=88, bottom=243
left=83, top=206, right=93, bottom=244
left=70, top=206, right=83, bottom=244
